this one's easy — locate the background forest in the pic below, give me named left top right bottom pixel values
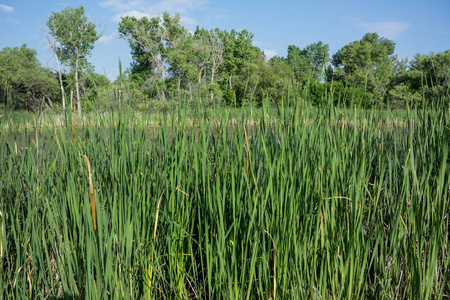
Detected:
left=0, top=6, right=449, bottom=113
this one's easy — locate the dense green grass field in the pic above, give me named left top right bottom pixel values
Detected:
left=1, top=97, right=449, bottom=299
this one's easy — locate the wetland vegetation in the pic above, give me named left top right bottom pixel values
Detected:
left=1, top=92, right=449, bottom=298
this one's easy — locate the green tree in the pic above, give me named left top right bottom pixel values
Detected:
left=255, top=55, right=294, bottom=105
left=79, top=67, right=111, bottom=111
left=287, top=41, right=329, bottom=82
left=232, top=49, right=263, bottom=106
left=119, top=12, right=191, bottom=100
left=0, top=45, right=59, bottom=111
left=410, top=50, right=450, bottom=104
left=386, top=56, right=421, bottom=108
left=305, top=41, right=330, bottom=81
left=47, top=6, right=101, bottom=115
left=287, top=45, right=309, bottom=81
left=162, top=13, right=195, bottom=95
left=193, top=27, right=224, bottom=102
left=331, top=33, right=395, bottom=105
left=218, top=29, right=258, bottom=91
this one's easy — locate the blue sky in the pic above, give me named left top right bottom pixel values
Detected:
left=1, top=0, right=449, bottom=80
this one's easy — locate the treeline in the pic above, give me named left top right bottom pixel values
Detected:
left=118, top=14, right=449, bottom=109
left=1, top=6, right=449, bottom=112
left=0, top=45, right=109, bottom=112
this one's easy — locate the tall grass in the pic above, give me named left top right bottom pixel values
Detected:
left=0, top=85, right=449, bottom=299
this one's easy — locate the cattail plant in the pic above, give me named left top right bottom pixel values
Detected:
left=83, top=155, right=97, bottom=230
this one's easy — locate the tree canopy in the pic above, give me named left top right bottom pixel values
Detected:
left=47, top=6, right=101, bottom=114
left=0, top=45, right=59, bottom=110
left=287, top=41, right=329, bottom=82
left=330, top=33, right=396, bottom=103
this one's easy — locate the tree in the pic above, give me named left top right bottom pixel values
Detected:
left=304, top=41, right=330, bottom=81
left=47, top=6, right=101, bottom=115
left=218, top=29, right=258, bottom=91
left=119, top=13, right=170, bottom=100
left=331, top=33, right=396, bottom=105
left=119, top=13, right=226, bottom=103
left=410, top=50, right=450, bottom=103
left=0, top=45, right=59, bottom=110
left=162, top=13, right=198, bottom=97
left=254, top=55, right=293, bottom=105
left=194, top=27, right=224, bottom=101
left=287, top=45, right=309, bottom=81
left=287, top=41, right=329, bottom=82
left=80, top=67, right=112, bottom=111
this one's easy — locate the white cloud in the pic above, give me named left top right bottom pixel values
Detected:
left=358, top=21, right=410, bottom=39
left=98, top=31, right=119, bottom=44
left=149, top=0, right=208, bottom=14
left=0, top=4, right=14, bottom=13
left=342, top=16, right=359, bottom=23
left=179, top=15, right=197, bottom=26
left=253, top=41, right=264, bottom=47
left=113, top=10, right=156, bottom=22
left=7, top=17, right=19, bottom=25
left=100, top=0, right=144, bottom=11
left=101, top=0, right=207, bottom=28
left=100, top=0, right=207, bottom=14
left=214, top=14, right=227, bottom=20
left=343, top=16, right=411, bottom=39
left=263, top=49, right=277, bottom=59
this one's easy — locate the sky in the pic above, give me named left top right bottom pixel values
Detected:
left=1, top=0, right=449, bottom=81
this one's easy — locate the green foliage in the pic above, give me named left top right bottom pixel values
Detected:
left=287, top=41, right=329, bottom=82
left=80, top=70, right=112, bottom=111
left=47, top=6, right=100, bottom=71
left=411, top=50, right=450, bottom=104
left=332, top=33, right=395, bottom=74
left=223, top=89, right=237, bottom=107
left=163, top=13, right=198, bottom=92
left=3, top=6, right=450, bottom=115
left=47, top=6, right=101, bottom=114
left=118, top=12, right=200, bottom=101
left=218, top=29, right=259, bottom=91
left=251, top=55, right=293, bottom=106
left=308, top=80, right=373, bottom=107
left=331, top=33, right=396, bottom=104
left=388, top=83, right=422, bottom=108
left=0, top=45, right=59, bottom=110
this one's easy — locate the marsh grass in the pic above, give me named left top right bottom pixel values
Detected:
left=0, top=86, right=449, bottom=299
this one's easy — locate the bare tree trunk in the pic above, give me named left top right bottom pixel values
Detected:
left=51, top=47, right=66, bottom=111
left=229, top=74, right=233, bottom=90
left=41, top=24, right=66, bottom=111
left=50, top=42, right=65, bottom=110
left=207, top=29, right=223, bottom=102
left=57, top=64, right=66, bottom=111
